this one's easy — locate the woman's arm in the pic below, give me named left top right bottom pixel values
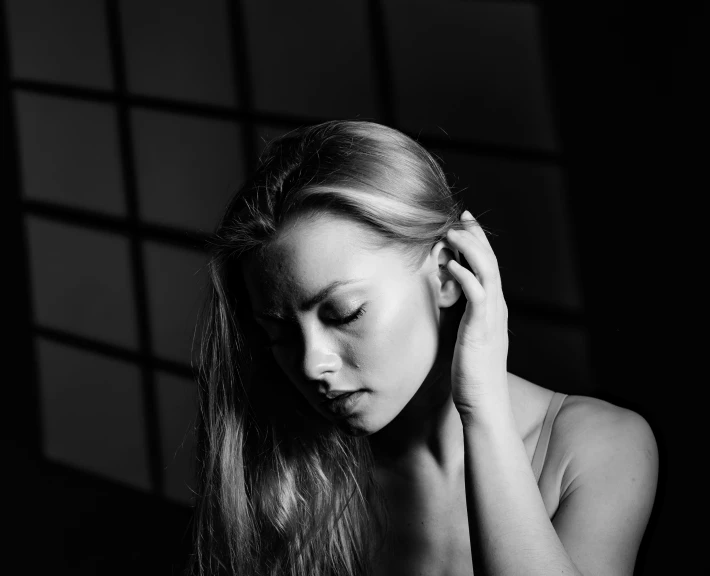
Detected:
left=461, top=401, right=658, bottom=576
left=444, top=211, right=658, bottom=575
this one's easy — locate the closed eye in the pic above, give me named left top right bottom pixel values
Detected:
left=333, top=305, right=366, bottom=325
left=266, top=305, right=366, bottom=347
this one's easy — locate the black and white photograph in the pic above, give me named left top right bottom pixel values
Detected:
left=5, top=1, right=704, bottom=574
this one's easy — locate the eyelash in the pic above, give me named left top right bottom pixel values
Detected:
left=337, top=305, right=366, bottom=325
left=265, top=306, right=366, bottom=347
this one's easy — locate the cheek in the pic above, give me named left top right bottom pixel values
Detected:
left=359, top=291, right=439, bottom=383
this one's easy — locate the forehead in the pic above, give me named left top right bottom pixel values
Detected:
left=241, top=213, right=404, bottom=312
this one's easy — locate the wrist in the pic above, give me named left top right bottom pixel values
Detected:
left=457, top=398, right=516, bottom=431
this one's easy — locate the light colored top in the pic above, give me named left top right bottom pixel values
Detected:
left=531, top=392, right=568, bottom=484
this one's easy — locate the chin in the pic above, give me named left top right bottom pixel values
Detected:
left=335, top=410, right=398, bottom=438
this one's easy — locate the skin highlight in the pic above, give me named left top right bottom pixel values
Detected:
left=241, top=210, right=467, bottom=476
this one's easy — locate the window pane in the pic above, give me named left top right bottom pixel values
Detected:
left=245, top=0, right=377, bottom=119
left=132, top=109, right=243, bottom=232
left=16, top=93, right=125, bottom=216
left=38, top=339, right=150, bottom=490
left=27, top=217, right=138, bottom=349
left=143, top=242, right=207, bottom=365
left=121, top=0, right=235, bottom=106
left=6, top=0, right=112, bottom=88
left=383, top=0, right=557, bottom=150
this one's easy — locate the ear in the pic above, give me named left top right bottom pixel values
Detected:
left=430, top=238, right=463, bottom=309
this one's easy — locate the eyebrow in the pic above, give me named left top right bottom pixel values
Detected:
left=255, top=279, right=364, bottom=322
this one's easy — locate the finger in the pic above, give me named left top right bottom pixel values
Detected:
left=447, top=228, right=499, bottom=290
left=447, top=228, right=490, bottom=282
left=460, top=210, right=495, bottom=252
left=447, top=259, right=487, bottom=322
left=458, top=210, right=503, bottom=291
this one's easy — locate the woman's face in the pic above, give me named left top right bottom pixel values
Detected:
left=241, top=211, right=460, bottom=436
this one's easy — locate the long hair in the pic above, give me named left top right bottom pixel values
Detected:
left=188, top=120, right=471, bottom=575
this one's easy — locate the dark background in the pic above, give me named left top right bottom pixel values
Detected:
left=4, top=1, right=704, bottom=574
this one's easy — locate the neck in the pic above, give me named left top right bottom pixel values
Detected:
left=367, top=355, right=465, bottom=480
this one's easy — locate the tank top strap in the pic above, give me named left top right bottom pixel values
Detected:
left=531, top=392, right=568, bottom=484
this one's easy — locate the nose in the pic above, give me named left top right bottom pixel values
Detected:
left=298, top=325, right=342, bottom=382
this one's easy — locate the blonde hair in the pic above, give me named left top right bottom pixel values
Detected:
left=189, top=120, right=470, bottom=575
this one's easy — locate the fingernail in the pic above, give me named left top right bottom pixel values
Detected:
left=463, top=210, right=474, bottom=220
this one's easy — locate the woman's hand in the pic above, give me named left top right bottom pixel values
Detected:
left=446, top=210, right=511, bottom=425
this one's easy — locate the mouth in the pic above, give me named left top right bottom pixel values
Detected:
left=321, top=391, right=365, bottom=416
left=320, top=390, right=361, bottom=403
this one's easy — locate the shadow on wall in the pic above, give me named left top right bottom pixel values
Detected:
left=6, top=0, right=614, bottom=572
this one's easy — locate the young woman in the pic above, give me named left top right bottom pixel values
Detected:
left=188, top=120, right=658, bottom=576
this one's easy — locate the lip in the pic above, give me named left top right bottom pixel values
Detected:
left=320, top=390, right=360, bottom=402
left=320, top=391, right=364, bottom=416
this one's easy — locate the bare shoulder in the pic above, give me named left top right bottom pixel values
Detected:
left=537, top=395, right=660, bottom=574
left=554, top=394, right=656, bottom=451
left=552, top=394, right=659, bottom=500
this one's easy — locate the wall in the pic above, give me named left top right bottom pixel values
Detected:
left=4, top=0, right=679, bottom=573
